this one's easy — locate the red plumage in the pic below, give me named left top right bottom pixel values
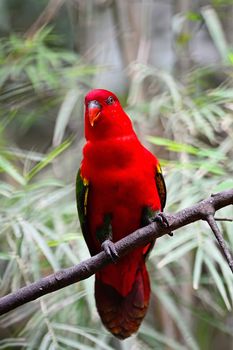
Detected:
left=77, top=89, right=166, bottom=339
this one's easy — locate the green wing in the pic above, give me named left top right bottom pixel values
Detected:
left=76, top=169, right=95, bottom=255
left=142, top=163, right=167, bottom=260
left=155, top=163, right=166, bottom=210
left=76, top=169, right=113, bottom=256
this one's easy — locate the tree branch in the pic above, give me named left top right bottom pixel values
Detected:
left=25, top=0, right=66, bottom=39
left=0, top=189, right=232, bottom=315
left=206, top=214, right=233, bottom=273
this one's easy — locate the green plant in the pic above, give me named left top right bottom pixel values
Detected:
left=0, top=12, right=233, bottom=349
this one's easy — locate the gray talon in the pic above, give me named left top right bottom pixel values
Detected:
left=153, top=212, right=173, bottom=237
left=101, top=239, right=119, bottom=262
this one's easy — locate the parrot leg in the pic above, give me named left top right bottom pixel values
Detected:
left=101, top=239, right=119, bottom=262
left=96, top=213, right=119, bottom=262
left=152, top=212, right=173, bottom=236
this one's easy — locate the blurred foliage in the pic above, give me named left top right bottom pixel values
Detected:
left=0, top=27, right=96, bottom=142
left=0, top=2, right=233, bottom=350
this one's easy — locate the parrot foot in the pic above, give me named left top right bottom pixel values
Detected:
left=153, top=212, right=173, bottom=237
left=101, top=239, right=119, bottom=263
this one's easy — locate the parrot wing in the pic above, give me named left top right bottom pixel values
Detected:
left=76, top=169, right=96, bottom=256
left=155, top=163, right=166, bottom=210
left=141, top=163, right=166, bottom=259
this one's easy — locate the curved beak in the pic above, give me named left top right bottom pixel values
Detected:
left=88, top=100, right=101, bottom=126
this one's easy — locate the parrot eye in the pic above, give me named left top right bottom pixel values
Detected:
left=106, top=96, right=114, bottom=105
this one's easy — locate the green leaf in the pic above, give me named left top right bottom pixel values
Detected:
left=213, top=180, right=233, bottom=192
left=0, top=338, right=27, bottom=349
left=158, top=240, right=197, bottom=268
left=47, top=233, right=79, bottom=247
left=228, top=51, right=233, bottom=64
left=205, top=241, right=233, bottom=306
left=186, top=11, right=203, bottom=22
left=152, top=231, right=195, bottom=257
left=140, top=324, right=187, bottom=350
left=0, top=155, right=26, bottom=186
left=147, top=136, right=199, bottom=155
left=147, top=136, right=225, bottom=165
left=204, top=256, right=231, bottom=310
left=39, top=333, right=51, bottom=350
left=20, top=220, right=60, bottom=271
left=156, top=288, right=199, bottom=350
left=193, top=248, right=204, bottom=290
left=0, top=253, right=11, bottom=260
left=201, top=6, right=229, bottom=63
left=26, top=138, right=72, bottom=181
left=56, top=336, right=99, bottom=350
left=53, top=323, right=113, bottom=350
left=53, top=89, right=80, bottom=147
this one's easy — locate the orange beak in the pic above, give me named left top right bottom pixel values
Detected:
left=88, top=100, right=101, bottom=126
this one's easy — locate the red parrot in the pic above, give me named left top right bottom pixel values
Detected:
left=76, top=89, right=166, bottom=339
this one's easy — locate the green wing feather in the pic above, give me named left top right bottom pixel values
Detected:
left=141, top=163, right=166, bottom=259
left=155, top=163, right=166, bottom=210
left=76, top=169, right=113, bottom=256
left=76, top=169, right=96, bottom=255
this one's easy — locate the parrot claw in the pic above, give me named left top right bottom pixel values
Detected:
left=152, top=212, right=173, bottom=237
left=101, top=239, right=119, bottom=263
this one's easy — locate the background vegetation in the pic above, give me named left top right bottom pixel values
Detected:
left=0, top=0, right=233, bottom=349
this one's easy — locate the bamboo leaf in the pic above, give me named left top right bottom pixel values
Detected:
left=156, top=288, right=199, bottom=350
left=201, top=6, right=229, bottom=63
left=0, top=155, right=26, bottom=185
left=193, top=248, right=204, bottom=290
left=20, top=220, right=59, bottom=271
left=204, top=256, right=231, bottom=310
left=26, top=139, right=72, bottom=181
left=53, top=89, right=79, bottom=147
left=53, top=323, right=113, bottom=350
left=158, top=240, right=197, bottom=268
left=140, top=324, right=187, bottom=350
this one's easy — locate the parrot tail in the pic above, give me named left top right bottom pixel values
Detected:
left=95, top=262, right=150, bottom=339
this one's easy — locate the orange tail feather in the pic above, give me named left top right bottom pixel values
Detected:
left=95, top=263, right=150, bottom=339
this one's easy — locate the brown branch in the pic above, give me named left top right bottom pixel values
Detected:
left=25, top=0, right=66, bottom=39
left=0, top=189, right=232, bottom=315
left=206, top=215, right=233, bottom=273
left=215, top=217, right=233, bottom=222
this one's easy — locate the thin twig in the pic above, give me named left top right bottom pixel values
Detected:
left=0, top=189, right=232, bottom=315
left=25, top=0, right=66, bottom=39
left=215, top=217, right=233, bottom=222
left=206, top=215, right=233, bottom=273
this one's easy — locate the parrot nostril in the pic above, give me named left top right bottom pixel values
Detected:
left=88, top=100, right=101, bottom=110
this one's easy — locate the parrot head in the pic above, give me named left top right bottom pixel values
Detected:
left=84, top=89, right=133, bottom=140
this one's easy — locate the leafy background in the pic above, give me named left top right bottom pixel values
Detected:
left=0, top=0, right=233, bottom=349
